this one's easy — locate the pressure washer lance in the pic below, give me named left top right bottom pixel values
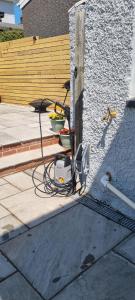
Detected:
left=32, top=99, right=80, bottom=197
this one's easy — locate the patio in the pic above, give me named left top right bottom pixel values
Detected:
left=0, top=170, right=135, bottom=299
left=0, top=103, right=68, bottom=176
left=0, top=103, right=54, bottom=146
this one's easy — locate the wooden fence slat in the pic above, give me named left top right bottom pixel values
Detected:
left=0, top=46, right=70, bottom=59
left=0, top=37, right=39, bottom=50
left=0, top=62, right=70, bottom=70
left=0, top=50, right=70, bottom=62
left=0, top=34, right=70, bottom=105
left=0, top=34, right=69, bottom=50
left=0, top=55, right=70, bottom=67
left=1, top=40, right=70, bottom=55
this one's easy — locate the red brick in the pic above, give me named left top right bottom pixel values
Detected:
left=3, top=149, right=16, bottom=156
left=29, top=144, right=40, bottom=150
left=17, top=146, right=30, bottom=153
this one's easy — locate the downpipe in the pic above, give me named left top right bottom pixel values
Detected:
left=101, top=174, right=135, bottom=210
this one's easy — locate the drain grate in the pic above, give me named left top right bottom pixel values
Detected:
left=79, top=195, right=135, bottom=232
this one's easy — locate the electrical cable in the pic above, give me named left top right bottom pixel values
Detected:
left=32, top=159, right=77, bottom=197
left=32, top=99, right=78, bottom=197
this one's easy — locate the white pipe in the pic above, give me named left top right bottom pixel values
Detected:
left=101, top=174, right=135, bottom=210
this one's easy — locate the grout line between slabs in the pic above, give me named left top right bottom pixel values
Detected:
left=0, top=202, right=79, bottom=246
left=0, top=271, right=17, bottom=284
left=112, top=248, right=135, bottom=267
left=2, top=178, right=23, bottom=192
left=0, top=201, right=29, bottom=230
left=0, top=249, right=46, bottom=300
left=49, top=231, right=132, bottom=300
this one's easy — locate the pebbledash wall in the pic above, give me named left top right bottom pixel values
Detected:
left=69, top=0, right=135, bottom=220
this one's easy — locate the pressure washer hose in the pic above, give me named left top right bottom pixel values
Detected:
left=32, top=160, right=77, bottom=197
left=32, top=100, right=77, bottom=197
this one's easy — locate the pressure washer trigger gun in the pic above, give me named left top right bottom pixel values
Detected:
left=54, top=101, right=70, bottom=123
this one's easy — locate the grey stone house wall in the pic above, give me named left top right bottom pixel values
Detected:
left=69, top=0, right=135, bottom=220
left=22, top=0, right=79, bottom=37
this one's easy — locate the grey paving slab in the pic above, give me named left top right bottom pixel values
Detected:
left=0, top=144, right=63, bottom=170
left=0, top=178, right=7, bottom=186
left=53, top=252, right=135, bottom=300
left=115, top=233, right=135, bottom=264
left=34, top=164, right=46, bottom=174
left=0, top=104, right=27, bottom=113
left=0, top=205, right=10, bottom=220
left=0, top=133, right=18, bottom=145
left=0, top=125, right=6, bottom=130
left=0, top=215, right=27, bottom=244
left=0, top=119, right=26, bottom=128
left=28, top=123, right=40, bottom=128
left=0, top=205, right=130, bottom=299
left=0, top=273, right=43, bottom=300
left=0, top=253, right=16, bottom=281
left=0, top=184, right=20, bottom=201
left=4, top=172, right=34, bottom=191
left=1, top=188, right=77, bottom=228
left=0, top=104, right=54, bottom=146
left=3, top=126, right=42, bottom=141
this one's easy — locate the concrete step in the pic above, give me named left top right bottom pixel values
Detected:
left=0, top=144, right=70, bottom=177
left=0, top=135, right=59, bottom=158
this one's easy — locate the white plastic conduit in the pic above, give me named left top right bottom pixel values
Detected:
left=101, top=174, right=135, bottom=210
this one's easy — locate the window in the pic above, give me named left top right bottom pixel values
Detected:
left=0, top=12, right=4, bottom=22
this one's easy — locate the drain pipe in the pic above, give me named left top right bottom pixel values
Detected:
left=101, top=173, right=135, bottom=210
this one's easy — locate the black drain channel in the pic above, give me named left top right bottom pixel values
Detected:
left=79, top=195, right=135, bottom=232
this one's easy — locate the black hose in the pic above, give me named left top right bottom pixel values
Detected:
left=32, top=100, right=77, bottom=197
left=32, top=160, right=77, bottom=197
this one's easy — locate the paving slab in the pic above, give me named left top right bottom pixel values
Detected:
left=0, top=215, right=27, bottom=244
left=53, top=252, right=135, bottom=300
left=0, top=205, right=10, bottom=219
left=3, top=126, right=42, bottom=142
left=0, top=104, right=55, bottom=146
left=0, top=104, right=27, bottom=114
left=0, top=183, right=20, bottom=201
left=0, top=144, right=64, bottom=170
left=33, top=164, right=46, bottom=174
left=0, top=132, right=18, bottom=146
left=0, top=178, right=7, bottom=186
left=4, top=172, right=34, bottom=191
left=0, top=120, right=26, bottom=128
left=115, top=233, right=135, bottom=264
left=0, top=125, right=6, bottom=130
left=0, top=253, right=16, bottom=281
left=1, top=188, right=77, bottom=228
left=0, top=273, right=43, bottom=300
left=0, top=205, right=130, bottom=299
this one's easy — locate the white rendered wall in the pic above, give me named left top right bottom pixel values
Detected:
left=0, top=1, right=15, bottom=24
left=69, top=0, right=135, bottom=220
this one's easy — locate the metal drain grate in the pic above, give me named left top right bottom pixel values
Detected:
left=79, top=195, right=135, bottom=232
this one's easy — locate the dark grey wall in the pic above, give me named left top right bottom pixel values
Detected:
left=22, top=0, right=78, bottom=37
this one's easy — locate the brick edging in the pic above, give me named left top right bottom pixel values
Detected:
left=0, top=149, right=71, bottom=177
left=0, top=135, right=59, bottom=157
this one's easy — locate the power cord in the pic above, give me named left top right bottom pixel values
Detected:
left=32, top=101, right=77, bottom=197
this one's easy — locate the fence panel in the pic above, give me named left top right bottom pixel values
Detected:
left=0, top=35, right=70, bottom=106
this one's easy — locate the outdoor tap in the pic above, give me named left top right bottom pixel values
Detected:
left=102, top=107, right=117, bottom=122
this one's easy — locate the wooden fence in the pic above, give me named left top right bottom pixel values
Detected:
left=0, top=34, right=70, bottom=106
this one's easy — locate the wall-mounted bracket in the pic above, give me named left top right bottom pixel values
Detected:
left=74, top=143, right=90, bottom=176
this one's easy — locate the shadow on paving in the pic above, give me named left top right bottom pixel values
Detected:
left=0, top=173, right=134, bottom=300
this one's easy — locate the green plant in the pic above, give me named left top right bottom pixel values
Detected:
left=0, top=29, right=24, bottom=42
